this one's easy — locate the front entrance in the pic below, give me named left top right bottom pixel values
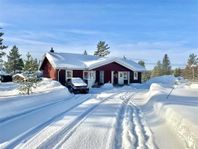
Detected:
left=99, top=71, right=104, bottom=84
left=118, top=72, right=124, bottom=85
left=118, top=71, right=129, bottom=85
left=113, top=71, right=118, bottom=85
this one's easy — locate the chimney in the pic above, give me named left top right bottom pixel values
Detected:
left=50, top=47, right=54, bottom=53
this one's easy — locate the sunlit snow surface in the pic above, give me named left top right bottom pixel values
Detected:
left=0, top=76, right=197, bottom=149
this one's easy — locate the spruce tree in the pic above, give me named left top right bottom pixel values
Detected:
left=0, top=29, right=7, bottom=63
left=174, top=68, right=182, bottom=77
left=137, top=60, right=150, bottom=81
left=24, top=52, right=39, bottom=72
left=94, top=41, right=110, bottom=57
left=187, top=53, right=198, bottom=66
left=151, top=60, right=162, bottom=77
left=5, top=45, right=23, bottom=74
left=184, top=53, right=198, bottom=80
left=18, top=52, right=39, bottom=95
left=162, top=54, right=171, bottom=75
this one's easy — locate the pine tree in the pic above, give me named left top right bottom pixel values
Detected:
left=83, top=50, right=88, bottom=55
left=162, top=54, right=171, bottom=75
left=18, top=52, right=39, bottom=95
left=24, top=52, right=39, bottom=72
left=183, top=53, right=198, bottom=80
left=138, top=60, right=145, bottom=68
left=187, top=53, right=198, bottom=66
left=174, top=68, right=182, bottom=77
left=0, top=29, right=7, bottom=63
left=5, top=45, right=23, bottom=74
left=94, top=41, right=110, bottom=57
left=137, top=60, right=150, bottom=81
left=151, top=60, right=162, bottom=77
left=18, top=73, right=39, bottom=95
left=142, top=71, right=151, bottom=82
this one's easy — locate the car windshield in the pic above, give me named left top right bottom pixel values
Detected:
left=71, top=78, right=85, bottom=84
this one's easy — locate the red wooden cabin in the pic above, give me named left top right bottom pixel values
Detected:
left=39, top=51, right=145, bottom=87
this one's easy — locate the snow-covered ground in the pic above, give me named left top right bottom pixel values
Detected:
left=133, top=76, right=198, bottom=149
left=0, top=76, right=197, bottom=149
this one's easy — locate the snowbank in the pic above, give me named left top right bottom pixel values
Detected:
left=146, top=75, right=176, bottom=87
left=140, top=77, right=198, bottom=149
left=165, top=108, right=198, bottom=149
left=0, top=78, right=69, bottom=97
left=0, top=82, right=19, bottom=96
left=101, top=83, right=113, bottom=89
left=32, top=78, right=67, bottom=93
left=0, top=78, right=71, bottom=122
left=190, top=83, right=198, bottom=89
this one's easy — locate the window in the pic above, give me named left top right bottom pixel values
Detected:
left=123, top=72, right=128, bottom=80
left=66, top=70, right=73, bottom=80
left=83, top=71, right=89, bottom=80
left=134, top=72, right=138, bottom=80
left=89, top=71, right=96, bottom=80
left=83, top=71, right=96, bottom=80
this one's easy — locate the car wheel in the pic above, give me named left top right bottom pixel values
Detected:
left=68, top=88, right=73, bottom=93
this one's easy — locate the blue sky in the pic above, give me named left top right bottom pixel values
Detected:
left=0, top=0, right=198, bottom=69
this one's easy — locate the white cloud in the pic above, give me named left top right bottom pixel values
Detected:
left=61, top=29, right=103, bottom=35
left=3, top=30, right=198, bottom=70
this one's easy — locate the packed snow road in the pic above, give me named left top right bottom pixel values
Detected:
left=0, top=89, right=156, bottom=149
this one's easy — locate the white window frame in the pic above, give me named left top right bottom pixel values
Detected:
left=134, top=71, right=138, bottom=80
left=89, top=71, right=95, bottom=80
left=66, top=70, right=73, bottom=81
left=123, top=71, right=128, bottom=80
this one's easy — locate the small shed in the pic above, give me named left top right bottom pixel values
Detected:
left=0, top=69, right=12, bottom=82
left=12, top=73, right=27, bottom=82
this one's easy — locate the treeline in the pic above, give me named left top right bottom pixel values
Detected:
left=139, top=53, right=198, bottom=81
left=0, top=29, right=39, bottom=74
left=4, top=46, right=39, bottom=74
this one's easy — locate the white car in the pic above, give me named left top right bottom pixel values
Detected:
left=66, top=77, right=89, bottom=94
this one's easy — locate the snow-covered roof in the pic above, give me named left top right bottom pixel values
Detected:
left=12, top=73, right=26, bottom=79
left=40, top=52, right=145, bottom=72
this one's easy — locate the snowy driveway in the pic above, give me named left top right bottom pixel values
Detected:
left=1, top=80, right=197, bottom=149
left=0, top=88, right=156, bottom=149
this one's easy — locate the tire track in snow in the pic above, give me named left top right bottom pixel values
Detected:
left=130, top=101, right=157, bottom=149
left=3, top=94, right=92, bottom=149
left=0, top=94, right=78, bottom=123
left=114, top=92, right=136, bottom=149
left=16, top=93, right=121, bottom=149
left=114, top=92, right=157, bottom=149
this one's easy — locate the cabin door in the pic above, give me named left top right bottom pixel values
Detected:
left=118, top=72, right=124, bottom=85
left=99, top=71, right=104, bottom=84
